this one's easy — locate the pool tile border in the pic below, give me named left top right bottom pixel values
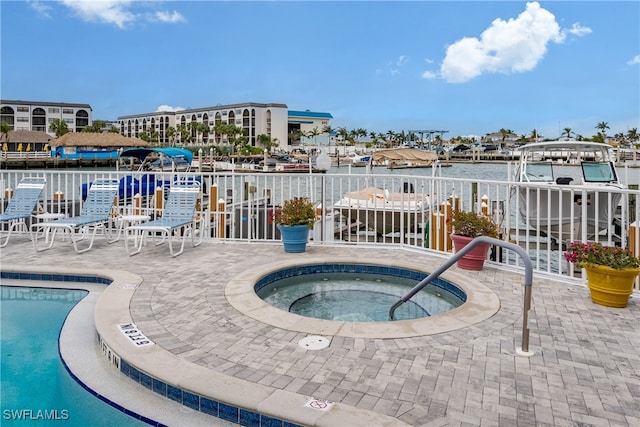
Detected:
left=2, top=268, right=304, bottom=427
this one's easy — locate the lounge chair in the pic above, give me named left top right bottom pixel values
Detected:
left=0, top=177, right=46, bottom=247
left=31, top=179, right=119, bottom=253
left=124, top=180, right=203, bottom=257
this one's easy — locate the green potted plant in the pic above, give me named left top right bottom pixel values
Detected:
left=564, top=241, right=640, bottom=307
left=449, top=209, right=500, bottom=270
left=272, top=197, right=317, bottom=253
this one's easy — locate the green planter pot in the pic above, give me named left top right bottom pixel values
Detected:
left=277, top=224, right=310, bottom=253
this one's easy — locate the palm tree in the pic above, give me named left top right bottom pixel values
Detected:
left=49, top=119, right=69, bottom=138
left=626, top=128, right=638, bottom=145
left=561, top=127, right=574, bottom=139
left=499, top=128, right=512, bottom=149
left=150, top=128, right=160, bottom=147
left=596, top=121, right=610, bottom=138
left=1, top=122, right=11, bottom=148
left=257, top=134, right=278, bottom=153
left=529, top=129, right=540, bottom=142
left=176, top=124, right=189, bottom=144
left=322, top=125, right=334, bottom=151
left=385, top=130, right=395, bottom=147
left=138, top=131, right=151, bottom=142
left=336, top=127, right=349, bottom=152
left=308, top=126, right=321, bottom=146
left=166, top=126, right=176, bottom=146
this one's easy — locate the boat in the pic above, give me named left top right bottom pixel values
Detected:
left=513, top=139, right=624, bottom=244
left=350, top=155, right=371, bottom=167
left=371, top=148, right=438, bottom=169
left=81, top=147, right=196, bottom=202
left=118, top=147, right=193, bottom=172
left=334, top=185, right=430, bottom=236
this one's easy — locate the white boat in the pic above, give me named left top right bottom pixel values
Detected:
left=514, top=139, right=624, bottom=244
left=350, top=155, right=371, bottom=167
left=371, top=148, right=438, bottom=169
left=118, top=147, right=193, bottom=172
left=334, top=185, right=430, bottom=236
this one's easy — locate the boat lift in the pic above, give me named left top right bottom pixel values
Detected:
left=408, top=130, right=449, bottom=150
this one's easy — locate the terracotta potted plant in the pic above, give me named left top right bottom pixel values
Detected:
left=564, top=241, right=640, bottom=307
left=272, top=197, right=317, bottom=253
left=450, top=209, right=499, bottom=270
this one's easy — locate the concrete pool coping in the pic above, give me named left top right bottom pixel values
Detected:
left=225, top=256, right=500, bottom=339
left=4, top=257, right=502, bottom=425
left=2, top=265, right=235, bottom=427
left=3, top=240, right=639, bottom=426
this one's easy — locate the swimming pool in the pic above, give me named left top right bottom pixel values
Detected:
left=255, top=266, right=465, bottom=322
left=0, top=286, right=150, bottom=426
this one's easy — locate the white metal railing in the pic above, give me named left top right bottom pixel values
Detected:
left=2, top=169, right=639, bottom=290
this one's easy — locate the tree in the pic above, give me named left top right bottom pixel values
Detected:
left=49, top=119, right=69, bottom=137
left=138, top=131, right=151, bottom=142
left=335, top=127, right=349, bottom=152
left=626, top=128, right=638, bottom=145
left=1, top=122, right=11, bottom=146
left=257, top=134, right=278, bottom=153
left=197, top=122, right=210, bottom=144
left=529, top=129, right=541, bottom=142
left=176, top=124, right=189, bottom=144
left=308, top=126, right=321, bottom=146
left=561, top=127, right=574, bottom=139
left=322, top=125, right=334, bottom=149
left=166, top=126, right=176, bottom=146
left=150, top=128, right=160, bottom=146
left=81, top=120, right=106, bottom=133
left=499, top=128, right=512, bottom=149
left=596, top=121, right=610, bottom=138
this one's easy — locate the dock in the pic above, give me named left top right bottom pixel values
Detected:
left=1, top=153, right=117, bottom=169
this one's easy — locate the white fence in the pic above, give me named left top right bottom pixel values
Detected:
left=2, top=168, right=639, bottom=289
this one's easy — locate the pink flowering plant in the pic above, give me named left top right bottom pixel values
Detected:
left=272, top=197, right=316, bottom=228
left=564, top=241, right=640, bottom=270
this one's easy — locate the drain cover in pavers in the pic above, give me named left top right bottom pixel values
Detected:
left=298, top=335, right=330, bottom=350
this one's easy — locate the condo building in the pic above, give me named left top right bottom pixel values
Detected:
left=1, top=99, right=333, bottom=151
left=117, top=102, right=333, bottom=150
left=1, top=100, right=92, bottom=136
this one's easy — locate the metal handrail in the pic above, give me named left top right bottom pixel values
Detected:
left=388, top=236, right=535, bottom=356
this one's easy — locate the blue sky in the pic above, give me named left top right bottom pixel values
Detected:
left=2, top=1, right=638, bottom=140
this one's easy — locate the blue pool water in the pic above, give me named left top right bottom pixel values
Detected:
left=255, top=265, right=466, bottom=322
left=1, top=286, right=149, bottom=426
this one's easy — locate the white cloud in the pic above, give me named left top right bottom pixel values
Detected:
left=564, top=23, right=592, bottom=37
left=628, top=55, right=640, bottom=65
left=384, top=55, right=408, bottom=76
left=421, top=70, right=437, bottom=80
left=28, top=1, right=53, bottom=18
left=61, top=0, right=135, bottom=29
left=156, top=105, right=184, bottom=112
left=439, top=1, right=571, bottom=83
left=150, top=10, right=186, bottom=24
left=60, top=0, right=185, bottom=28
